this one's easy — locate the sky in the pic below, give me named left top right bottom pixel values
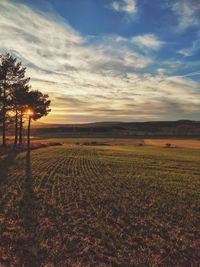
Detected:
left=0, top=0, right=200, bottom=123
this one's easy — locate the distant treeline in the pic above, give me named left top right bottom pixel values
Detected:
left=33, top=120, right=200, bottom=138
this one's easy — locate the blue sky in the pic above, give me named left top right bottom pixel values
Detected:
left=0, top=0, right=199, bottom=123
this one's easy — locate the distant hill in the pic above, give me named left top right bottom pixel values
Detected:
left=33, top=120, right=200, bottom=138
left=32, top=121, right=124, bottom=128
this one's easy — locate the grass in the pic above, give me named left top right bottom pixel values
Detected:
left=39, top=137, right=200, bottom=149
left=0, top=139, right=200, bottom=266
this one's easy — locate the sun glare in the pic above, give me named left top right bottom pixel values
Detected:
left=26, top=109, right=33, bottom=116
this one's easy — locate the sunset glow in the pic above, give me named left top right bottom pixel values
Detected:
left=0, top=0, right=199, bottom=123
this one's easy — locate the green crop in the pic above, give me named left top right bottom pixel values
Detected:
left=0, top=141, right=199, bottom=266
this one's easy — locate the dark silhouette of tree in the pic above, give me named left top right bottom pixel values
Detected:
left=12, top=84, right=30, bottom=146
left=0, top=53, right=30, bottom=146
left=0, top=87, right=3, bottom=133
left=26, top=90, right=51, bottom=147
left=0, top=53, right=51, bottom=148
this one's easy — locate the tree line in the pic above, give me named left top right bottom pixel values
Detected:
left=0, top=53, right=51, bottom=147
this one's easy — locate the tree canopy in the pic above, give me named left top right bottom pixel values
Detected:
left=0, top=53, right=51, bottom=147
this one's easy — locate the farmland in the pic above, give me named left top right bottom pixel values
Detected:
left=0, top=139, right=200, bottom=266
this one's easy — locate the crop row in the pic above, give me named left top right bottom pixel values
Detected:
left=0, top=145, right=199, bottom=266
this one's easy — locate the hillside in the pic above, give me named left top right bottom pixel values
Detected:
left=33, top=120, right=200, bottom=137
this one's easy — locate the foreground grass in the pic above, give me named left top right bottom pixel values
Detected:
left=0, top=142, right=200, bottom=266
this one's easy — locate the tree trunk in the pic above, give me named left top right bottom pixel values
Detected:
left=27, top=115, right=31, bottom=148
left=2, top=88, right=6, bottom=147
left=19, top=110, right=23, bottom=146
left=14, top=108, right=18, bottom=147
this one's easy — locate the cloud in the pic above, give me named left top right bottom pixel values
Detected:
left=176, top=72, right=200, bottom=78
left=178, top=49, right=194, bottom=57
left=0, top=0, right=199, bottom=123
left=178, top=39, right=200, bottom=57
left=171, top=0, right=200, bottom=31
left=111, top=0, right=137, bottom=14
left=0, top=1, right=151, bottom=73
left=131, top=34, right=163, bottom=50
left=44, top=72, right=200, bottom=123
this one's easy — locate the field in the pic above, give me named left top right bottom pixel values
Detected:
left=0, top=138, right=200, bottom=266
left=38, top=137, right=200, bottom=149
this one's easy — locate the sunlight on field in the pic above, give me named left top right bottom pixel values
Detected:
left=0, top=142, right=200, bottom=266
left=38, top=137, right=200, bottom=149
left=145, top=139, right=200, bottom=149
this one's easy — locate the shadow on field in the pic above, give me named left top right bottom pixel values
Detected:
left=19, top=149, right=39, bottom=267
left=0, top=150, right=18, bottom=185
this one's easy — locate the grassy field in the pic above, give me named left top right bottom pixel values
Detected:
left=38, top=137, right=200, bottom=149
left=0, top=139, right=200, bottom=266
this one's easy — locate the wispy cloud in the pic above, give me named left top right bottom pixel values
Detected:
left=131, top=34, right=164, bottom=51
left=50, top=72, right=200, bottom=122
left=178, top=49, right=194, bottom=57
left=0, top=0, right=199, bottom=123
left=171, top=0, right=200, bottom=31
left=111, top=0, right=137, bottom=14
left=176, top=72, right=200, bottom=78
left=0, top=1, right=151, bottom=72
left=178, top=39, right=200, bottom=57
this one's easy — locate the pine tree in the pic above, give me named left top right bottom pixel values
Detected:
left=12, top=83, right=30, bottom=146
left=26, top=90, right=51, bottom=147
left=0, top=53, right=30, bottom=146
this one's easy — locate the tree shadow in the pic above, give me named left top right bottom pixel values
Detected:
left=19, top=149, right=39, bottom=267
left=0, top=150, right=18, bottom=186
